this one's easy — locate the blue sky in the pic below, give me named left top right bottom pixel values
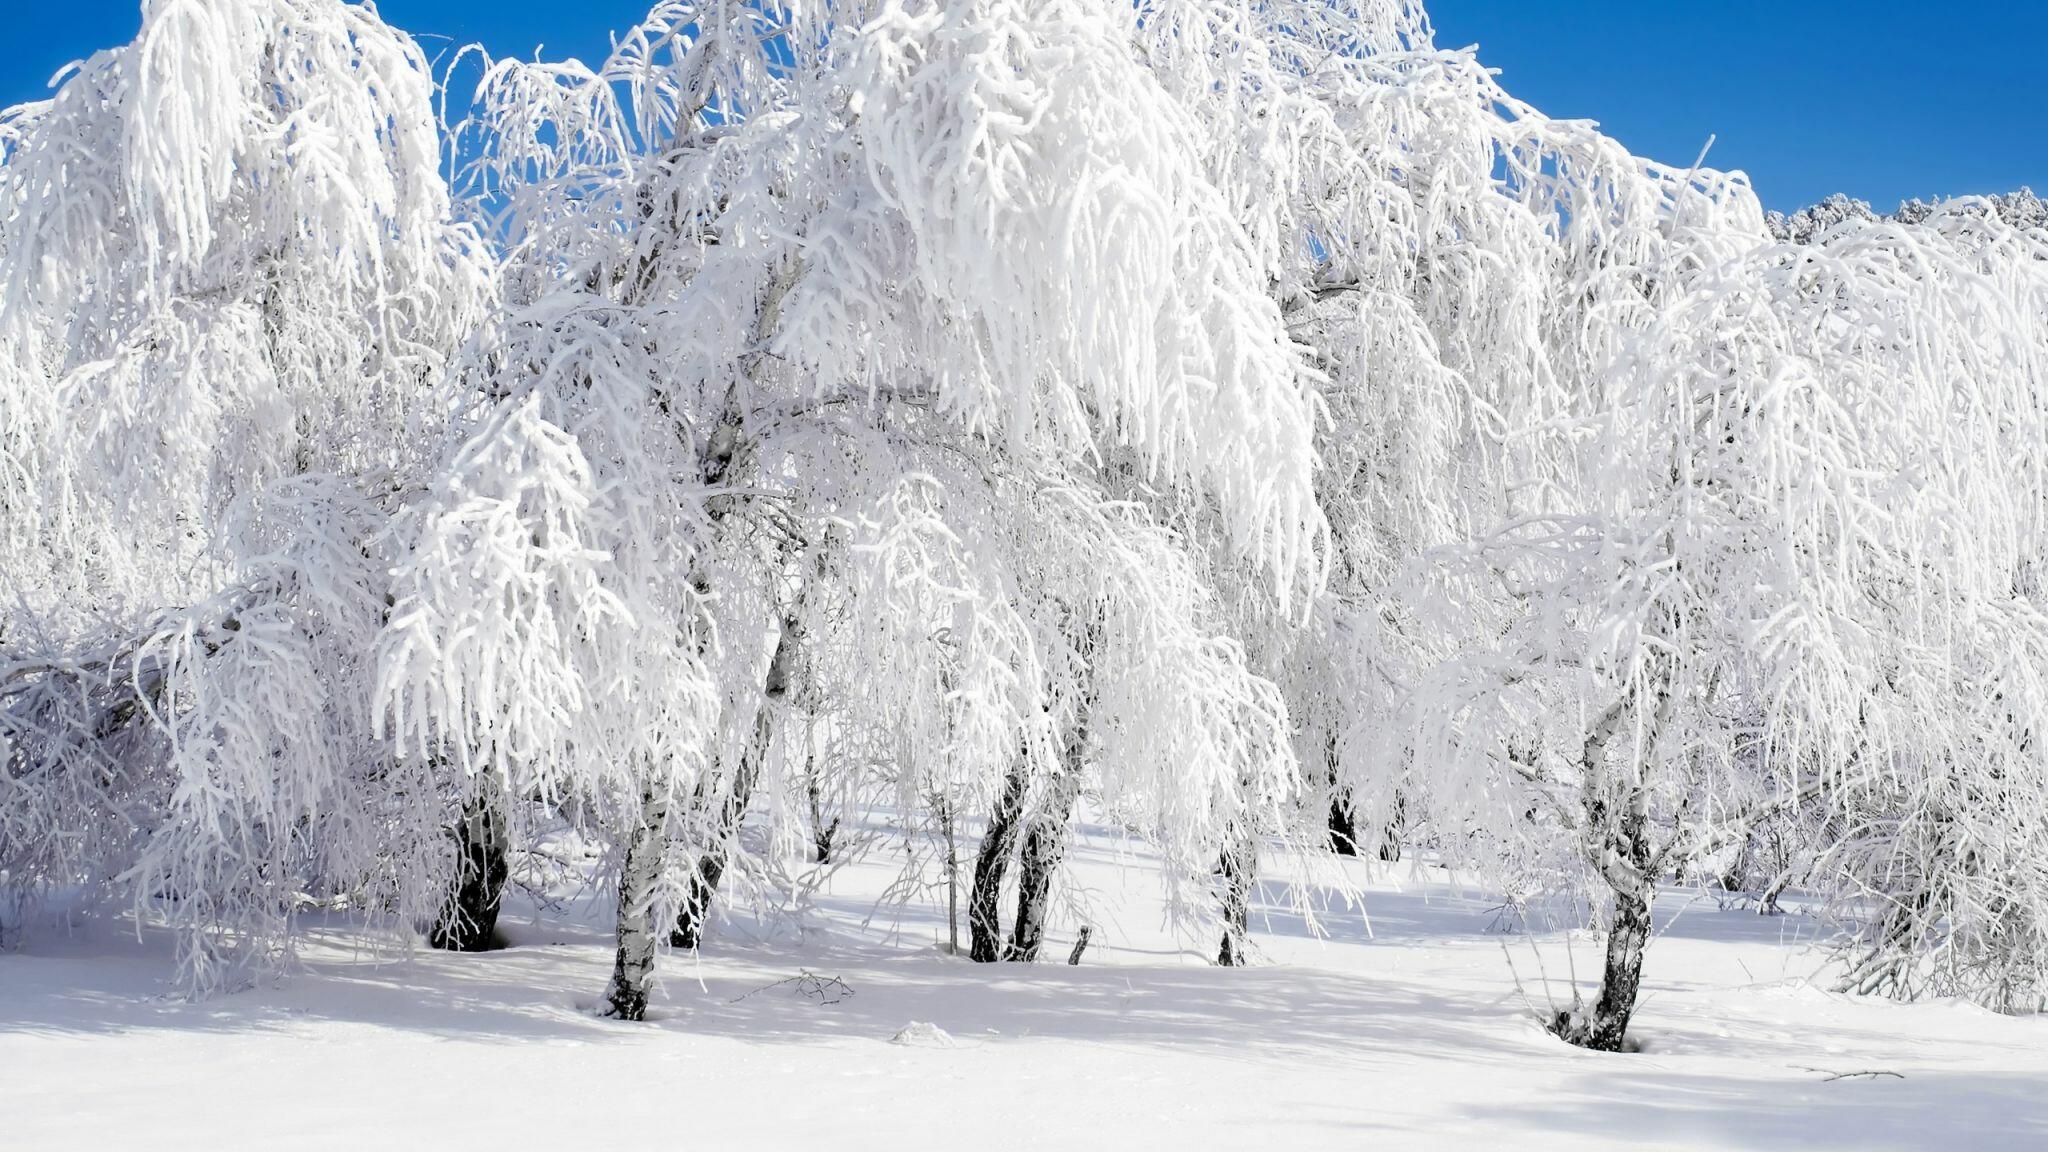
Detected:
left=3, top=1, right=2040, bottom=213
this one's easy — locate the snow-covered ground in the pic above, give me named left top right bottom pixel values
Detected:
left=6, top=826, right=2046, bottom=1150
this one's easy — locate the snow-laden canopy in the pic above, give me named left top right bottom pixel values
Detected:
left=2, top=0, right=2046, bottom=1040
left=0, top=0, right=489, bottom=987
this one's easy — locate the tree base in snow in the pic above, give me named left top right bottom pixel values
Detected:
left=427, top=792, right=508, bottom=953
left=603, top=981, right=649, bottom=1023
left=1218, top=933, right=1250, bottom=967
left=1547, top=1008, right=1641, bottom=1053
left=427, top=920, right=506, bottom=953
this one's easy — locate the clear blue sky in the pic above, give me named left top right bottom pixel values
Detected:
left=3, top=1, right=2040, bottom=213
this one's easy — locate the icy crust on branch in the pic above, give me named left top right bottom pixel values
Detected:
left=1142, top=2, right=1559, bottom=845
left=458, top=1, right=1327, bottom=588
left=1769, top=187, right=2046, bottom=244
left=1788, top=201, right=2048, bottom=1008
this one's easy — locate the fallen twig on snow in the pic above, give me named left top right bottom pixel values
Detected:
left=728, top=970, right=855, bottom=1006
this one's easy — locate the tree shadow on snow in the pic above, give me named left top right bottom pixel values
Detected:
left=0, top=913, right=628, bottom=1043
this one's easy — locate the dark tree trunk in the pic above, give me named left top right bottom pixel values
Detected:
left=1067, top=926, right=1093, bottom=965
left=1323, top=731, right=1358, bottom=856
left=428, top=783, right=508, bottom=952
left=1757, top=870, right=1790, bottom=915
left=1004, top=813, right=1061, bottom=961
left=600, top=254, right=803, bottom=1013
left=1719, top=830, right=1751, bottom=893
left=1006, top=768, right=1080, bottom=962
left=1552, top=765, right=1655, bottom=1051
left=1327, top=792, right=1359, bottom=856
left=1006, top=715, right=1087, bottom=962
left=1542, top=673, right=1668, bottom=1053
left=1216, top=834, right=1255, bottom=966
left=1376, top=790, right=1406, bottom=863
left=969, top=762, right=1028, bottom=963
left=671, top=621, right=796, bottom=950
left=1552, top=885, right=1651, bottom=1052
left=668, top=737, right=761, bottom=951
left=669, top=842, right=732, bottom=951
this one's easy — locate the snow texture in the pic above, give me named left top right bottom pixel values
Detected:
left=4, top=836, right=2044, bottom=1149
left=3, top=0, right=2048, bottom=1137
left=889, top=1021, right=955, bottom=1048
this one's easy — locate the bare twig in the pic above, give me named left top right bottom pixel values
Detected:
left=1798, top=1066, right=1904, bottom=1082
left=728, top=970, right=854, bottom=1006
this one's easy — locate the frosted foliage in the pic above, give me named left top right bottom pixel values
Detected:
left=785, top=0, right=1325, bottom=593
left=0, top=0, right=487, bottom=990
left=1381, top=120, right=2048, bottom=1011
left=0, top=0, right=486, bottom=613
left=4, top=0, right=2048, bottom=1020
left=396, top=0, right=1333, bottom=949
left=1097, top=0, right=2048, bottom=1012
left=2, top=482, right=444, bottom=989
left=805, top=459, right=1299, bottom=916
left=376, top=397, right=716, bottom=812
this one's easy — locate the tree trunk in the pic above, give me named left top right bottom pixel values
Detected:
left=1549, top=683, right=1662, bottom=1052
left=1719, top=830, right=1752, bottom=893
left=1376, top=789, right=1406, bottom=863
left=668, top=837, right=733, bottom=951
left=1003, top=810, right=1062, bottom=962
left=1552, top=885, right=1651, bottom=1052
left=1551, top=780, right=1655, bottom=1052
left=428, top=779, right=508, bottom=952
left=671, top=705, right=770, bottom=947
left=940, top=797, right=960, bottom=954
left=805, top=749, right=838, bottom=865
left=1006, top=714, right=1086, bottom=962
left=671, top=620, right=796, bottom=950
left=1758, top=869, right=1790, bottom=915
left=1006, top=770, right=1080, bottom=962
left=604, top=787, right=671, bottom=1020
left=1327, top=792, right=1359, bottom=856
left=599, top=254, right=803, bottom=1010
left=668, top=736, right=759, bottom=950
left=1067, top=926, right=1092, bottom=964
left=969, top=762, right=1028, bottom=963
left=1217, top=833, right=1255, bottom=966
left=1324, top=731, right=1359, bottom=856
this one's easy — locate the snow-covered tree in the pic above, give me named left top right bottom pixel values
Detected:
left=1789, top=197, right=2048, bottom=1012
left=0, top=0, right=489, bottom=988
left=9, top=0, right=2048, bottom=1052
left=1164, top=4, right=2048, bottom=1048
left=381, top=0, right=1327, bottom=1019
